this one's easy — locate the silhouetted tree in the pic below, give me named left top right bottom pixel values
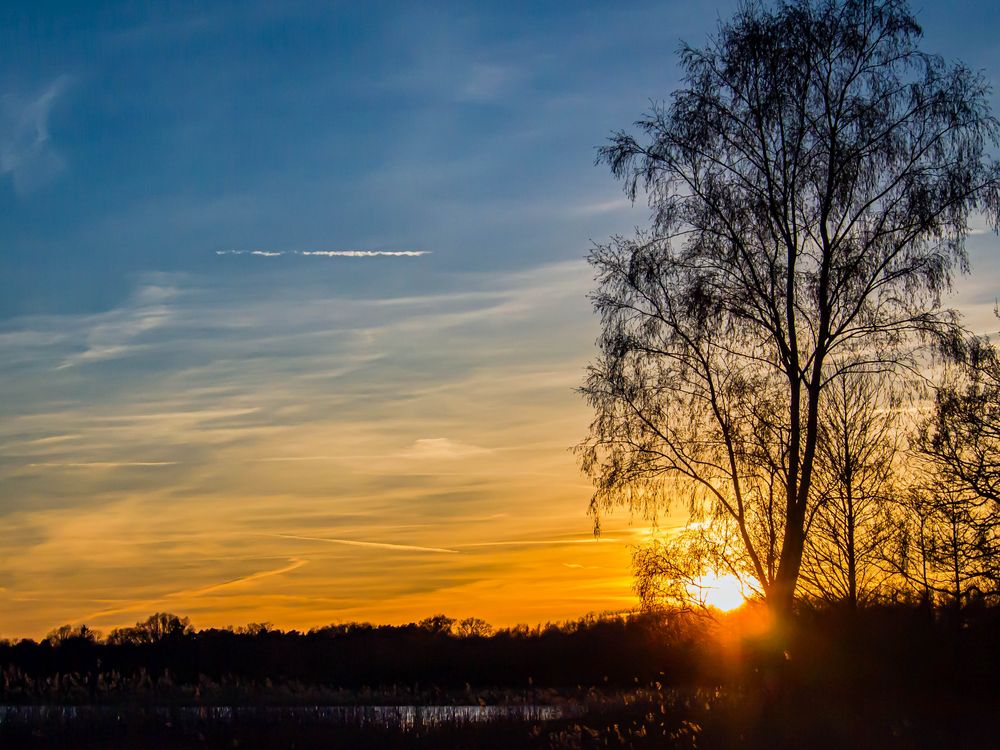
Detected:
left=800, top=373, right=899, bottom=607
left=881, top=344, right=1000, bottom=609
left=455, top=617, right=493, bottom=638
left=235, top=622, right=275, bottom=637
left=580, top=0, right=999, bottom=613
left=633, top=530, right=711, bottom=612
left=919, top=336, right=1000, bottom=508
left=633, top=520, right=765, bottom=612
left=889, top=477, right=1000, bottom=610
left=107, top=613, right=193, bottom=646
left=418, top=614, right=456, bottom=635
left=44, top=624, right=100, bottom=645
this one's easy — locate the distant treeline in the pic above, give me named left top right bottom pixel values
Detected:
left=1, top=612, right=701, bottom=704
left=4, top=605, right=1000, bottom=706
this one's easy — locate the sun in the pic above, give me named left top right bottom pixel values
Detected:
left=688, top=572, right=748, bottom=612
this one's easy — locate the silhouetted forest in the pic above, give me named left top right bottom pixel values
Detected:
left=4, top=605, right=1000, bottom=748
left=3, top=611, right=695, bottom=702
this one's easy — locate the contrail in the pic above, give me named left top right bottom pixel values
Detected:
left=215, top=249, right=430, bottom=257
left=455, top=538, right=620, bottom=548
left=300, top=250, right=428, bottom=257
left=82, top=558, right=308, bottom=621
left=269, top=533, right=458, bottom=554
left=188, top=558, right=309, bottom=596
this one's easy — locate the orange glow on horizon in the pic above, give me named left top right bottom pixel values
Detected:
left=0, top=261, right=655, bottom=640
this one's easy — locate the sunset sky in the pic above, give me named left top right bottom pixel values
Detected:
left=2, top=0, right=998, bottom=639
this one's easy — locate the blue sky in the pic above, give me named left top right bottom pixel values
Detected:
left=2, top=0, right=997, bottom=314
left=1, top=0, right=998, bottom=636
left=2, top=0, right=715, bottom=315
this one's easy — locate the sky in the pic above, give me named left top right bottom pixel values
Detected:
left=1, top=0, right=999, bottom=639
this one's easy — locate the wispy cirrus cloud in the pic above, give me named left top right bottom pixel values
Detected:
left=458, top=63, right=523, bottom=102
left=249, top=438, right=494, bottom=464
left=54, top=281, right=179, bottom=370
left=0, top=76, right=71, bottom=194
left=400, top=438, right=491, bottom=461
left=0, top=258, right=641, bottom=635
left=570, top=197, right=635, bottom=217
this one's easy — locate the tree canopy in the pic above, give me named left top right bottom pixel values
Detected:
left=581, top=0, right=1000, bottom=612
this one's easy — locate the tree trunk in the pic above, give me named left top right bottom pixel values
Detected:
left=770, top=509, right=807, bottom=616
left=846, top=485, right=857, bottom=609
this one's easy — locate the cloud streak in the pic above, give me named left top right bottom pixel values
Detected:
left=0, top=76, right=70, bottom=194
left=25, top=461, right=179, bottom=469
left=54, top=282, right=178, bottom=370
left=0, top=258, right=639, bottom=635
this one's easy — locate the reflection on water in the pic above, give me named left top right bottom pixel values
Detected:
left=0, top=704, right=568, bottom=730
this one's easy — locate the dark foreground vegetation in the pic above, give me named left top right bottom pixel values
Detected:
left=3, top=605, right=1000, bottom=748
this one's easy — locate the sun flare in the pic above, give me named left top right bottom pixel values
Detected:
left=688, top=573, right=748, bottom=612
